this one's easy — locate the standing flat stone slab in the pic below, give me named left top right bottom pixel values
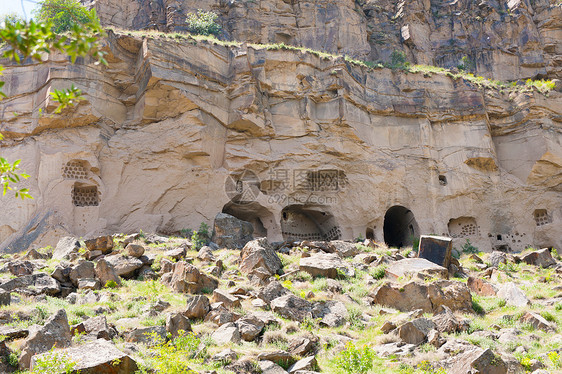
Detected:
left=417, top=235, right=452, bottom=268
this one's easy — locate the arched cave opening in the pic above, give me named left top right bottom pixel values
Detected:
left=280, top=205, right=341, bottom=242
left=222, top=202, right=272, bottom=238
left=383, top=205, right=419, bottom=248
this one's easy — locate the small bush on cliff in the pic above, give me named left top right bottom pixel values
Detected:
left=34, top=0, right=96, bottom=33
left=186, top=10, right=221, bottom=37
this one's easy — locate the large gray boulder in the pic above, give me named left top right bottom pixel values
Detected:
left=270, top=295, right=312, bottom=322
left=53, top=237, right=80, bottom=260
left=240, top=238, right=283, bottom=276
left=371, top=280, right=473, bottom=313
left=398, top=318, right=437, bottom=345
left=184, top=295, right=211, bottom=319
left=449, top=348, right=507, bottom=374
left=30, top=339, right=138, bottom=374
left=19, top=309, right=72, bottom=368
left=164, top=261, right=218, bottom=294
left=299, top=253, right=354, bottom=279
left=521, top=248, right=556, bottom=268
left=1, top=273, right=60, bottom=296
left=104, top=255, right=143, bottom=278
left=212, top=213, right=254, bottom=249
left=497, top=282, right=530, bottom=307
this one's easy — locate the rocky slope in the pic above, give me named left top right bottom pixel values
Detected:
left=0, top=230, right=561, bottom=373
left=0, top=30, right=560, bottom=255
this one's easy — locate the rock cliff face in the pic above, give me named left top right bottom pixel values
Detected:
left=86, top=0, right=562, bottom=81
left=0, top=5, right=560, bottom=254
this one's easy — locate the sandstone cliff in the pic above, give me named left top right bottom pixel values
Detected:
left=0, top=29, right=560, bottom=254
left=86, top=0, right=562, bottom=81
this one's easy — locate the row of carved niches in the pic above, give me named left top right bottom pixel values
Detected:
left=448, top=217, right=479, bottom=238
left=72, top=184, right=99, bottom=207
left=62, top=160, right=89, bottom=180
left=534, top=209, right=552, bottom=227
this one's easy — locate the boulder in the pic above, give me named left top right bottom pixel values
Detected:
left=330, top=241, right=359, bottom=257
left=371, top=280, right=473, bottom=313
left=197, top=246, right=216, bottom=262
left=270, top=295, right=312, bottom=322
left=497, top=282, right=530, bottom=307
left=0, top=290, right=10, bottom=306
left=449, top=348, right=507, bottom=374
left=288, top=356, right=317, bottom=373
left=240, top=238, right=283, bottom=276
left=7, top=260, right=35, bottom=276
left=84, top=236, right=114, bottom=254
left=211, top=322, right=241, bottom=345
left=1, top=273, right=60, bottom=296
left=385, top=258, right=449, bottom=280
left=0, top=325, right=28, bottom=340
left=104, top=255, right=143, bottom=278
left=70, top=261, right=96, bottom=286
left=520, top=312, right=556, bottom=332
left=19, top=309, right=72, bottom=368
left=488, top=251, right=508, bottom=267
left=259, top=281, right=292, bottom=304
left=432, top=306, right=465, bottom=333
left=314, top=300, right=348, bottom=327
left=288, top=336, right=316, bottom=356
left=95, top=259, right=121, bottom=288
left=184, top=295, right=211, bottom=319
left=212, top=289, right=241, bottom=309
left=165, top=261, right=218, bottom=294
left=467, top=277, right=497, bottom=296
left=212, top=213, right=254, bottom=249
left=77, top=278, right=101, bottom=290
left=166, top=313, right=192, bottom=338
left=82, top=316, right=117, bottom=340
left=30, top=339, right=138, bottom=374
left=236, top=314, right=265, bottom=341
left=299, top=253, right=353, bottom=279
left=125, top=244, right=145, bottom=258
left=125, top=326, right=166, bottom=344
left=53, top=237, right=81, bottom=260
left=398, top=318, right=436, bottom=345
left=213, top=348, right=238, bottom=364
left=205, top=304, right=241, bottom=326
left=258, top=351, right=296, bottom=367
left=417, top=235, right=453, bottom=268
left=521, top=248, right=556, bottom=268
left=259, top=360, right=288, bottom=374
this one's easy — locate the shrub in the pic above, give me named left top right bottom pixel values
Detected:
left=370, top=265, right=386, bottom=280
left=104, top=279, right=118, bottom=289
left=548, top=351, right=562, bottom=369
left=333, top=342, right=375, bottom=374
left=32, top=347, right=78, bottom=374
left=34, top=0, right=95, bottom=33
left=461, top=239, right=479, bottom=253
left=191, top=222, right=210, bottom=250
left=186, top=10, right=221, bottom=37
left=141, top=330, right=202, bottom=373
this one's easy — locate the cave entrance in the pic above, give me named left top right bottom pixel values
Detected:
left=383, top=205, right=419, bottom=248
left=222, top=202, right=273, bottom=238
left=280, top=205, right=341, bottom=242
